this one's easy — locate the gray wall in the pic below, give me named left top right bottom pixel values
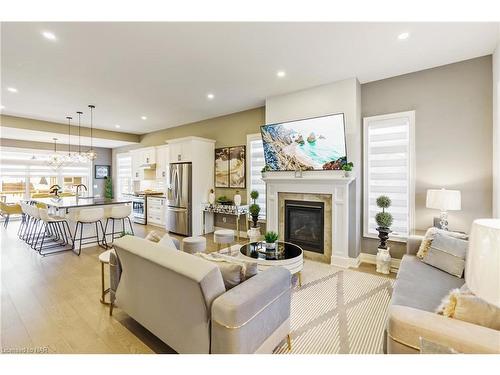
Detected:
left=361, top=56, right=493, bottom=257
left=92, top=147, right=112, bottom=198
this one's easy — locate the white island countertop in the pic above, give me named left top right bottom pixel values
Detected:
left=30, top=197, right=132, bottom=210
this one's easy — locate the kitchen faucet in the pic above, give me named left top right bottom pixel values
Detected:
left=75, top=184, right=88, bottom=197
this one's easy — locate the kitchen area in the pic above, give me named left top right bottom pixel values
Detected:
left=121, top=136, right=215, bottom=237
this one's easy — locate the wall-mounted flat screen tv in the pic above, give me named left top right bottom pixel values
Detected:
left=260, top=113, right=347, bottom=171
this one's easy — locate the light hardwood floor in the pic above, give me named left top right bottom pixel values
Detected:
left=0, top=220, right=390, bottom=354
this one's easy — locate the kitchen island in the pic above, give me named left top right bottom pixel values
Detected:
left=30, top=196, right=133, bottom=249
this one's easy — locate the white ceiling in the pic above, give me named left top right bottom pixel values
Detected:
left=1, top=22, right=499, bottom=134
left=0, top=127, right=136, bottom=148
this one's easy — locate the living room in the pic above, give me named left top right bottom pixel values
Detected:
left=1, top=1, right=499, bottom=373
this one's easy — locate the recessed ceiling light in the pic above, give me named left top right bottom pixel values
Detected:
left=207, top=93, right=215, bottom=100
left=42, top=31, right=57, bottom=41
left=398, top=32, right=410, bottom=40
left=115, top=124, right=121, bottom=129
left=7, top=87, right=18, bottom=93
left=277, top=70, right=286, bottom=78
left=141, top=116, right=147, bottom=120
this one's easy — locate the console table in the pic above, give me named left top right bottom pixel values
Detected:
left=202, top=204, right=249, bottom=241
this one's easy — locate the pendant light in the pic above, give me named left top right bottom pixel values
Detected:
left=66, top=116, right=73, bottom=164
left=73, top=111, right=86, bottom=162
left=86, top=104, right=98, bottom=161
left=48, top=138, right=66, bottom=170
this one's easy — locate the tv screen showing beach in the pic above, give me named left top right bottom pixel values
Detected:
left=261, top=113, right=347, bottom=171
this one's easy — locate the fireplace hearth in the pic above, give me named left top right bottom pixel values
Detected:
left=284, top=200, right=324, bottom=254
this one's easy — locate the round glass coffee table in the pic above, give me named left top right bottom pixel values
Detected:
left=239, top=241, right=304, bottom=286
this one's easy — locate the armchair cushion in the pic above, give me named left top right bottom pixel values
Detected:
left=211, top=267, right=291, bottom=353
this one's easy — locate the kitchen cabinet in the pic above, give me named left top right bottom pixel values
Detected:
left=147, top=196, right=166, bottom=226
left=131, top=148, right=156, bottom=181
left=155, top=145, right=169, bottom=180
left=130, top=149, right=142, bottom=180
left=142, top=147, right=156, bottom=165
left=168, top=141, right=192, bottom=163
left=166, top=136, right=215, bottom=236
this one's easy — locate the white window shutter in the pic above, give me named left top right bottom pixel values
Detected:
left=248, top=136, right=266, bottom=219
left=363, top=111, right=415, bottom=239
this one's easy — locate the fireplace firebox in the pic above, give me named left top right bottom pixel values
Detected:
left=284, top=200, right=324, bottom=254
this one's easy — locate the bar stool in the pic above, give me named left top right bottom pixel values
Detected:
left=18, top=202, right=31, bottom=239
left=35, top=208, right=73, bottom=256
left=72, top=208, right=107, bottom=255
left=26, top=204, right=42, bottom=249
left=98, top=249, right=115, bottom=305
left=214, top=229, right=235, bottom=252
left=182, top=236, right=207, bottom=254
left=103, top=205, right=134, bottom=245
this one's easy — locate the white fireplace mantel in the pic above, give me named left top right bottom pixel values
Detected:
left=263, top=171, right=358, bottom=268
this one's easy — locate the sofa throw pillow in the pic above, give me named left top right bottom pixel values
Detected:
left=145, top=230, right=162, bottom=243
left=195, top=253, right=243, bottom=290
left=416, top=227, right=468, bottom=259
left=421, top=232, right=468, bottom=277
left=158, top=233, right=178, bottom=250
left=436, top=287, right=500, bottom=330
left=212, top=253, right=258, bottom=280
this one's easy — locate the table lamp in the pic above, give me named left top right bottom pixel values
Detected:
left=465, top=219, right=500, bottom=307
left=426, top=188, right=461, bottom=230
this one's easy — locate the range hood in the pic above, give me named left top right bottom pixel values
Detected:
left=140, top=163, right=156, bottom=170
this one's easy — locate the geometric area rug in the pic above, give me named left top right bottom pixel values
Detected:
left=273, top=260, right=394, bottom=354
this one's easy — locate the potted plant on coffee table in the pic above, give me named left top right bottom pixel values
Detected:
left=264, top=231, right=279, bottom=250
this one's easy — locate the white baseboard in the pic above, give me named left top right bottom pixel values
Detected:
left=331, top=254, right=361, bottom=268
left=359, top=252, right=401, bottom=273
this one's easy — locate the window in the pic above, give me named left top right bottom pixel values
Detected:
left=247, top=134, right=266, bottom=219
left=0, top=147, right=92, bottom=202
left=116, top=153, right=132, bottom=199
left=363, top=111, right=415, bottom=240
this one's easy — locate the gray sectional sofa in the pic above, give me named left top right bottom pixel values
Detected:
left=385, top=235, right=500, bottom=354
left=109, top=235, right=292, bottom=354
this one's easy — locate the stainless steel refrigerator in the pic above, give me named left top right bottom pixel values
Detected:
left=166, top=162, right=192, bottom=236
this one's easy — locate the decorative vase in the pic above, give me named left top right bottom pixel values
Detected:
left=376, top=227, right=391, bottom=249
left=265, top=242, right=276, bottom=250
left=251, top=214, right=259, bottom=228
left=247, top=227, right=261, bottom=243
left=208, top=191, right=215, bottom=206
left=234, top=192, right=241, bottom=207
left=376, top=247, right=392, bottom=274
left=344, top=170, right=350, bottom=178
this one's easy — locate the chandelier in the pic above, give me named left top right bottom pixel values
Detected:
left=48, top=138, right=67, bottom=170
left=85, top=104, right=98, bottom=161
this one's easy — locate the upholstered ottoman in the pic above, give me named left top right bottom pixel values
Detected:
left=182, top=236, right=207, bottom=254
left=214, top=229, right=235, bottom=251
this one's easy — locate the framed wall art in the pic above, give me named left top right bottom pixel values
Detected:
left=214, top=147, right=229, bottom=188
left=229, top=145, right=246, bottom=188
left=95, top=165, right=110, bottom=179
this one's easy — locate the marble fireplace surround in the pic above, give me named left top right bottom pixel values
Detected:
left=278, top=192, right=332, bottom=264
left=264, top=172, right=358, bottom=268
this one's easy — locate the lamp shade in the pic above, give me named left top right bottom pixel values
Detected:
left=426, top=189, right=461, bottom=211
left=465, top=219, right=500, bottom=307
